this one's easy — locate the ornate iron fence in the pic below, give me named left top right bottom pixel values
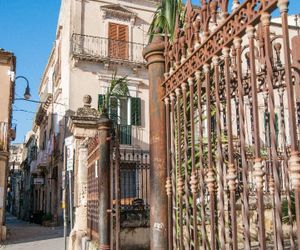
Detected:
left=87, top=132, right=150, bottom=247
left=87, top=136, right=100, bottom=241
left=162, top=0, right=300, bottom=249
left=117, top=148, right=150, bottom=210
left=71, top=33, right=146, bottom=65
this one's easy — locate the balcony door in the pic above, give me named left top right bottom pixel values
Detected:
left=108, top=23, right=129, bottom=60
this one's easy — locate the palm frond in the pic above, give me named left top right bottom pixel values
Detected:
left=148, top=0, right=184, bottom=43
left=104, top=71, right=130, bottom=109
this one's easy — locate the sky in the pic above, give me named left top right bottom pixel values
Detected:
left=0, top=1, right=61, bottom=143
left=0, top=0, right=300, bottom=144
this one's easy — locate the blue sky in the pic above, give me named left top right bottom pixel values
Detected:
left=0, top=0, right=299, bottom=144
left=0, top=1, right=61, bottom=143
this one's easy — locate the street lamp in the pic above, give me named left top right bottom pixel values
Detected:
left=15, top=76, right=31, bottom=100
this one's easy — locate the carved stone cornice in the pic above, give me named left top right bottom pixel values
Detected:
left=101, top=4, right=137, bottom=23
left=74, top=95, right=100, bottom=119
left=68, top=95, right=111, bottom=139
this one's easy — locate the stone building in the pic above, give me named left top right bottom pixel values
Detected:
left=0, top=49, right=16, bottom=240
left=7, top=143, right=24, bottom=217
left=27, top=0, right=159, bottom=227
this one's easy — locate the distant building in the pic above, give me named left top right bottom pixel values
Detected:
left=8, top=144, right=24, bottom=171
left=0, top=49, right=16, bottom=240
left=7, top=143, right=24, bottom=217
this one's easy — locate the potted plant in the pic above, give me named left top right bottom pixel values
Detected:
left=42, top=212, right=53, bottom=227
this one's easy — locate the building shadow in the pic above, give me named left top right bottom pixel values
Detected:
left=4, top=213, right=64, bottom=245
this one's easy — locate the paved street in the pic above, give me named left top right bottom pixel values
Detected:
left=2, top=214, right=65, bottom=250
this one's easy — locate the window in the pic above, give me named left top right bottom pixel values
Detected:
left=108, top=23, right=129, bottom=60
left=120, top=168, right=137, bottom=200
left=98, top=94, right=141, bottom=145
left=98, top=95, right=141, bottom=126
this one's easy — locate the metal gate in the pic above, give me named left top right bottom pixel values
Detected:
left=110, top=128, right=151, bottom=250
left=162, top=0, right=300, bottom=249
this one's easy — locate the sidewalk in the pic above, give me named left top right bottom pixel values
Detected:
left=2, top=214, right=65, bottom=250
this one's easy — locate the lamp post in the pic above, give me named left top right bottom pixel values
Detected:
left=15, top=76, right=31, bottom=100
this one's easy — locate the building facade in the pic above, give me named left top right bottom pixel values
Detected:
left=0, top=49, right=16, bottom=240
left=26, top=0, right=159, bottom=226
left=7, top=143, right=24, bottom=217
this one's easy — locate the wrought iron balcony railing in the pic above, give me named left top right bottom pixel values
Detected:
left=0, top=122, right=9, bottom=152
left=36, top=150, right=49, bottom=168
left=71, top=33, right=146, bottom=65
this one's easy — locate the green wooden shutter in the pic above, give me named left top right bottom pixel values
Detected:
left=110, top=97, right=118, bottom=125
left=131, top=97, right=141, bottom=126
left=98, top=94, right=105, bottom=112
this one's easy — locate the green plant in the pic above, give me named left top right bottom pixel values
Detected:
left=148, top=0, right=184, bottom=43
left=99, top=71, right=130, bottom=115
left=42, top=212, right=52, bottom=221
left=282, top=192, right=296, bottom=224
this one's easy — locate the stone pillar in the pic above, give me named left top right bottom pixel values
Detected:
left=72, top=141, right=88, bottom=250
left=68, top=95, right=105, bottom=250
left=97, top=113, right=111, bottom=250
left=0, top=152, right=8, bottom=241
left=143, top=30, right=168, bottom=250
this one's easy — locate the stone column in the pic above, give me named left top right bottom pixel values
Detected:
left=0, top=151, right=8, bottom=241
left=73, top=140, right=88, bottom=250
left=68, top=95, right=104, bottom=250
left=97, top=113, right=111, bottom=250
left=143, top=30, right=168, bottom=250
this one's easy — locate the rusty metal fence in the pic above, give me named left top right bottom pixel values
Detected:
left=162, top=0, right=300, bottom=249
left=87, top=136, right=100, bottom=241
left=110, top=131, right=150, bottom=250
left=87, top=131, right=150, bottom=248
left=116, top=149, right=150, bottom=210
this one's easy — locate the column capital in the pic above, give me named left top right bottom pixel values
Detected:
left=143, top=29, right=165, bottom=67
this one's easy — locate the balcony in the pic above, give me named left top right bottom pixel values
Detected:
left=0, top=122, right=9, bottom=152
left=71, top=33, right=146, bottom=65
left=36, top=150, right=49, bottom=168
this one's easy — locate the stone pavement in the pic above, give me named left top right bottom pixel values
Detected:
left=2, top=214, right=65, bottom=250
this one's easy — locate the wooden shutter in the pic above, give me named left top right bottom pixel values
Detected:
left=109, top=23, right=118, bottom=58
left=118, top=24, right=128, bottom=60
left=98, top=94, right=105, bottom=112
left=131, top=97, right=141, bottom=126
left=110, top=97, right=118, bottom=125
left=108, top=23, right=128, bottom=60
